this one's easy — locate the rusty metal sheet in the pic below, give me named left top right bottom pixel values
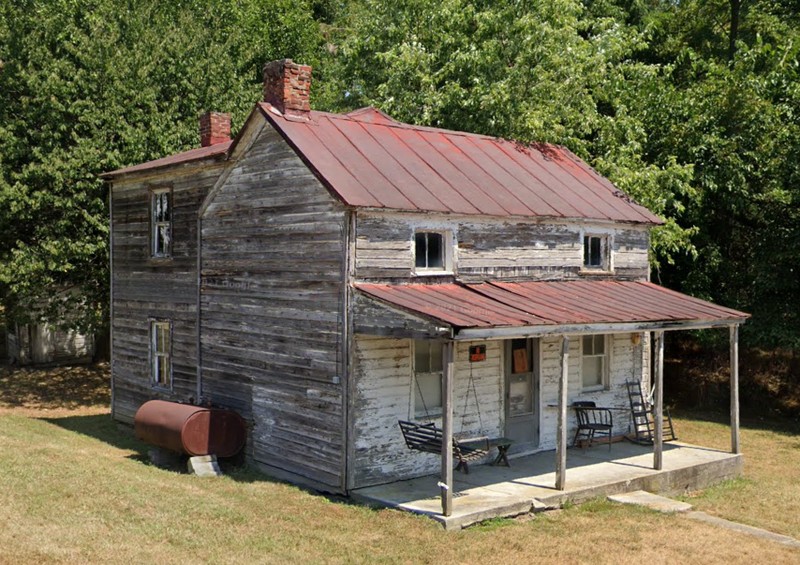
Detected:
left=103, top=141, right=231, bottom=178
left=262, top=105, right=663, bottom=224
left=356, top=280, right=749, bottom=332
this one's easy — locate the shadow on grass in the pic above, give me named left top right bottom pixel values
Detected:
left=40, top=412, right=149, bottom=456
left=0, top=363, right=110, bottom=409
left=672, top=407, right=800, bottom=437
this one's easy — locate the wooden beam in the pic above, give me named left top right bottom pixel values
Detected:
left=654, top=330, right=664, bottom=470
left=454, top=318, right=748, bottom=341
left=555, top=335, right=570, bottom=490
left=730, top=324, right=741, bottom=454
left=441, top=340, right=454, bottom=516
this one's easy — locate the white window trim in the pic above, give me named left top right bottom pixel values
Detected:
left=149, top=319, right=173, bottom=390
left=580, top=229, right=614, bottom=274
left=150, top=187, right=172, bottom=259
left=580, top=334, right=610, bottom=392
left=412, top=340, right=443, bottom=418
left=412, top=229, right=454, bottom=276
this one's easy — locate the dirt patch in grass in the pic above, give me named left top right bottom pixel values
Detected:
left=0, top=362, right=110, bottom=416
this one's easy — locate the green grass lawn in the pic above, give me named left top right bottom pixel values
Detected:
left=1, top=366, right=799, bottom=563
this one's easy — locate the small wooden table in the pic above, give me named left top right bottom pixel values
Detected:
left=488, top=437, right=513, bottom=467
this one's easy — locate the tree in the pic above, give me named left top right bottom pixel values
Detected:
left=0, top=0, right=323, bottom=333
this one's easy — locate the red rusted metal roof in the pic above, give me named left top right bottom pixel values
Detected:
left=356, top=280, right=748, bottom=333
left=101, top=140, right=232, bottom=178
left=260, top=104, right=662, bottom=224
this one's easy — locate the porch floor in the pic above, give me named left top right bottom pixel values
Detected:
left=351, top=441, right=743, bottom=530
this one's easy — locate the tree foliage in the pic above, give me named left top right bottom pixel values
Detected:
left=1, top=0, right=798, bottom=349
left=0, top=0, right=322, bottom=331
left=319, top=0, right=800, bottom=348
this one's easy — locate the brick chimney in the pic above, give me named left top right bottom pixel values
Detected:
left=263, top=59, right=311, bottom=119
left=199, top=112, right=231, bottom=147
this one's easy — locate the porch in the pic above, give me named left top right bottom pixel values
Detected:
left=353, top=440, right=743, bottom=530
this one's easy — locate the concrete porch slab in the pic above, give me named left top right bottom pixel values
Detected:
left=352, top=441, right=742, bottom=530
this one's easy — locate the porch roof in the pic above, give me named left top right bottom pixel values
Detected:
left=355, top=280, right=749, bottom=339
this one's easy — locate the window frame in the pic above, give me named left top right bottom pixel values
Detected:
left=150, top=187, right=173, bottom=259
left=412, top=339, right=443, bottom=418
left=149, top=319, right=173, bottom=390
left=413, top=230, right=453, bottom=275
left=581, top=232, right=612, bottom=273
left=580, top=334, right=609, bottom=391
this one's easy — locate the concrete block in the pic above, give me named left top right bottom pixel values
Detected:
left=188, top=454, right=222, bottom=477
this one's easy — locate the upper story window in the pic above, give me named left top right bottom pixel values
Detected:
left=150, top=320, right=172, bottom=389
left=583, top=234, right=610, bottom=272
left=581, top=334, right=608, bottom=391
left=413, top=339, right=443, bottom=417
left=151, top=188, right=172, bottom=258
left=414, top=230, right=452, bottom=274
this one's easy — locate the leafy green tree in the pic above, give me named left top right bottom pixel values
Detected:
left=320, top=0, right=698, bottom=265
left=0, top=0, right=322, bottom=333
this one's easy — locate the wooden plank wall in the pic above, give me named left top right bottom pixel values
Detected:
left=355, top=212, right=650, bottom=282
left=538, top=333, right=638, bottom=450
left=201, top=126, right=347, bottom=490
left=352, top=336, right=502, bottom=488
left=111, top=164, right=224, bottom=423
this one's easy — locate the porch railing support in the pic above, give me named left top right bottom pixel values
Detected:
left=555, top=335, right=570, bottom=490
left=441, top=340, right=454, bottom=516
left=730, top=324, right=741, bottom=454
left=653, top=330, right=664, bottom=471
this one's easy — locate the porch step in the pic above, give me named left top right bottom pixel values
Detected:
left=608, top=490, right=692, bottom=513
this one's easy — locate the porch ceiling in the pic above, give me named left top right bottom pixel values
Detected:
left=355, top=280, right=750, bottom=339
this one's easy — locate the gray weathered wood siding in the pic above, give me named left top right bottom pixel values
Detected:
left=111, top=165, right=224, bottom=423
left=201, top=125, right=348, bottom=490
left=355, top=211, right=649, bottom=282
left=352, top=336, right=503, bottom=487
left=351, top=332, right=646, bottom=487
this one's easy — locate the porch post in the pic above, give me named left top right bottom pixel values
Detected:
left=730, top=324, right=741, bottom=454
left=653, top=330, right=664, bottom=470
left=441, top=340, right=454, bottom=516
left=555, top=335, right=570, bottom=490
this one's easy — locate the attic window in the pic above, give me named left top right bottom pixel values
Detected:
left=414, top=231, right=451, bottom=273
left=151, top=188, right=172, bottom=258
left=583, top=234, right=610, bottom=271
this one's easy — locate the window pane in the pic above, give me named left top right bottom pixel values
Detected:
left=582, top=335, right=593, bottom=355
left=428, top=341, right=443, bottom=372
left=427, top=233, right=443, bottom=268
left=415, top=372, right=442, bottom=413
left=414, top=340, right=429, bottom=372
left=414, top=233, right=427, bottom=268
left=511, top=339, right=530, bottom=373
left=158, top=356, right=170, bottom=385
left=156, top=325, right=169, bottom=352
left=582, top=357, right=602, bottom=387
left=583, top=236, right=590, bottom=265
left=594, top=334, right=605, bottom=354
left=590, top=236, right=601, bottom=265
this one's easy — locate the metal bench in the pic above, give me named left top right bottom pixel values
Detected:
left=398, top=420, right=512, bottom=473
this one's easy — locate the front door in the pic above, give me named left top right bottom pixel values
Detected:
left=505, top=338, right=539, bottom=452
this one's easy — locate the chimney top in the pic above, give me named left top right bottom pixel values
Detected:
left=199, top=112, right=231, bottom=147
left=263, top=59, right=312, bottom=119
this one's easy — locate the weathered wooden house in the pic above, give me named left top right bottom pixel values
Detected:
left=104, top=60, right=748, bottom=516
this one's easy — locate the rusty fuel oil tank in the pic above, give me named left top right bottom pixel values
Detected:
left=134, top=400, right=246, bottom=458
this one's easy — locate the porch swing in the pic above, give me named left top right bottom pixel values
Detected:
left=398, top=348, right=513, bottom=473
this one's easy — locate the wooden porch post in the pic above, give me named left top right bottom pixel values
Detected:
left=555, top=335, right=570, bottom=490
left=653, top=330, right=664, bottom=470
left=441, top=340, right=454, bottom=516
left=730, top=324, right=741, bottom=454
